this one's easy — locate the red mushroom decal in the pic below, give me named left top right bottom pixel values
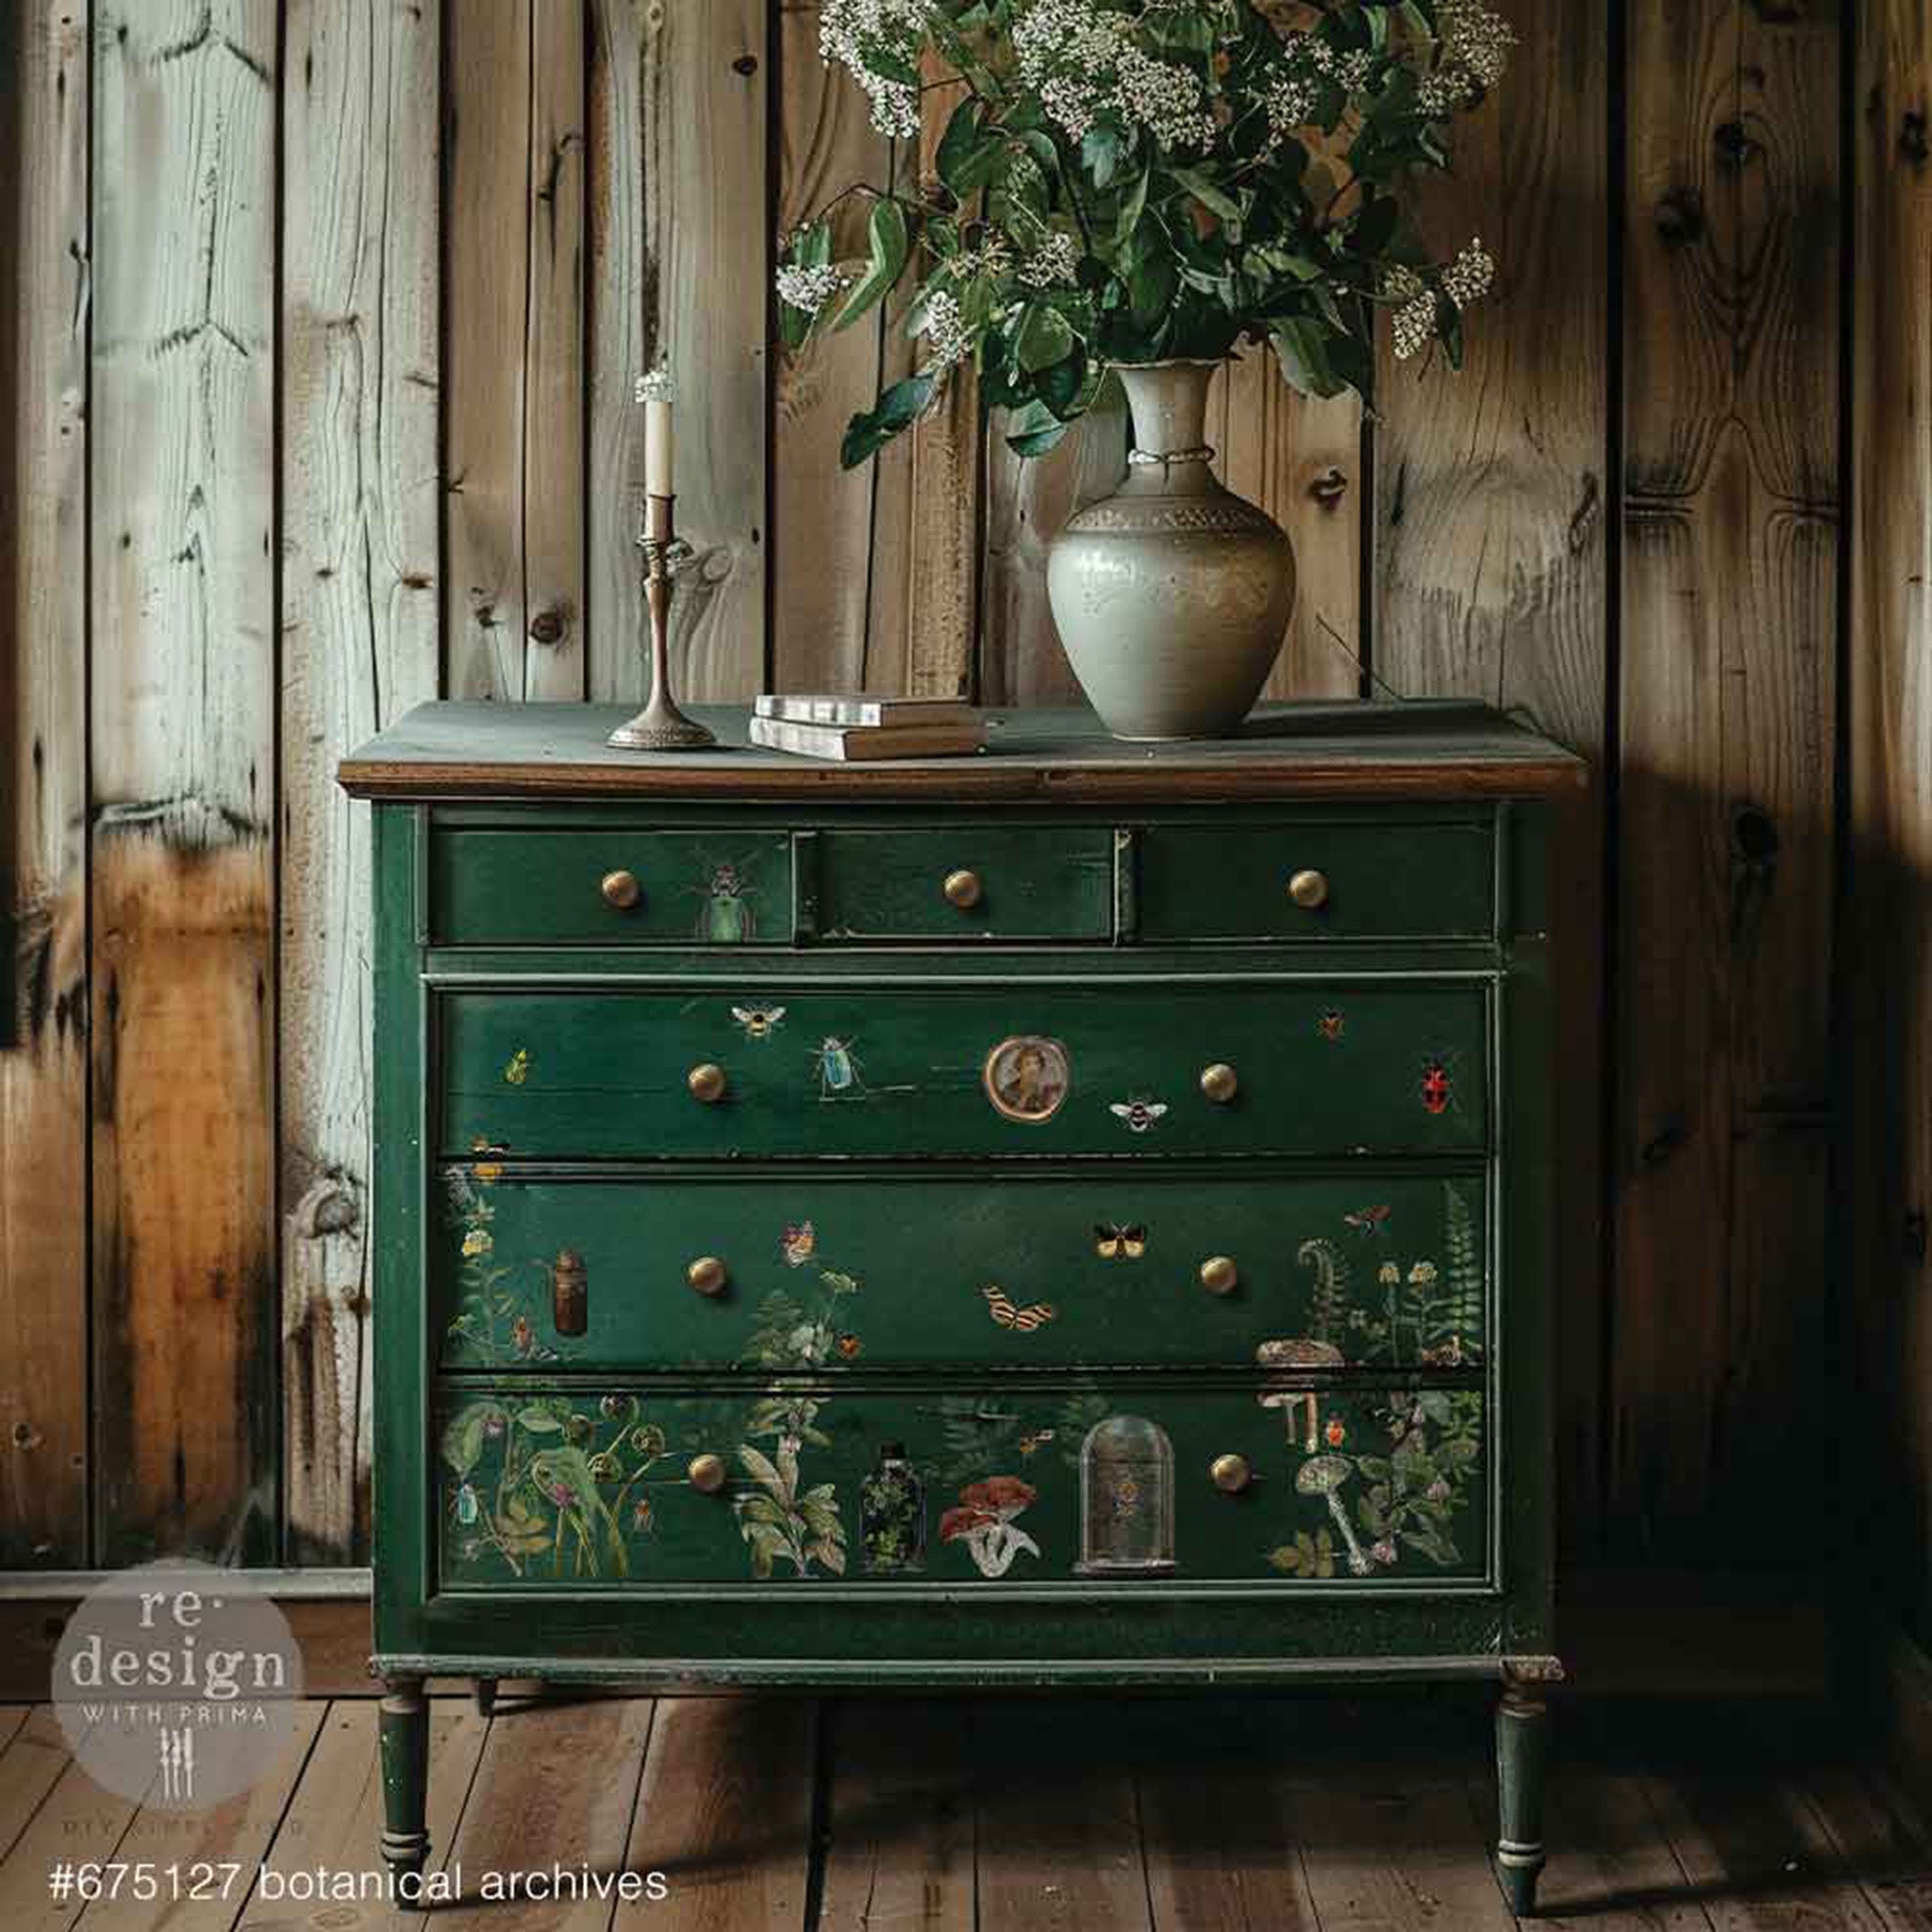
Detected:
left=940, top=1475, right=1041, bottom=1577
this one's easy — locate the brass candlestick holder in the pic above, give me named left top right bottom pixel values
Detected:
left=607, top=492, right=716, bottom=751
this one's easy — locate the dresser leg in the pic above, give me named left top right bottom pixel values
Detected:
left=473, top=1675, right=497, bottom=1718
left=379, top=1676, right=430, bottom=1886
left=1495, top=1676, right=1550, bottom=1917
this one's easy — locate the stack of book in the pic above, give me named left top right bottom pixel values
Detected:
left=749, top=694, right=985, bottom=760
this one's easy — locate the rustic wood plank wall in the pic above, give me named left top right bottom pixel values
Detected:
left=1850, top=0, right=1932, bottom=1659
left=0, top=0, right=1923, bottom=1619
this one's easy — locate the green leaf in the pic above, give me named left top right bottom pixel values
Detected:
left=1014, top=302, right=1075, bottom=374
left=738, top=1441, right=791, bottom=1503
left=937, top=98, right=997, bottom=196
left=1082, top=124, right=1128, bottom=190
left=1168, top=166, right=1241, bottom=226
left=841, top=370, right=938, bottom=469
left=517, top=1407, right=563, bottom=1433
left=1004, top=398, right=1071, bottom=458
left=440, top=1402, right=505, bottom=1475
left=829, top=198, right=910, bottom=334
left=1271, top=318, right=1349, bottom=400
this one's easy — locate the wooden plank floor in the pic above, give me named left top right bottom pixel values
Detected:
left=0, top=1691, right=1921, bottom=1931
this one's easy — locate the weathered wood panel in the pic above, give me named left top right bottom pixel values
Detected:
left=885, top=55, right=979, bottom=702
left=90, top=0, right=278, bottom=1566
left=280, top=0, right=441, bottom=1565
left=0, top=0, right=90, bottom=1568
left=587, top=0, right=648, bottom=702
left=445, top=0, right=530, bottom=702
left=1613, top=0, right=1840, bottom=1560
left=979, top=410, right=1128, bottom=708
left=1375, top=0, right=1609, bottom=1561
left=1850, top=0, right=1932, bottom=1650
left=525, top=0, right=589, bottom=701
left=1209, top=357, right=1363, bottom=703
left=772, top=1, right=897, bottom=695
left=637, top=0, right=769, bottom=702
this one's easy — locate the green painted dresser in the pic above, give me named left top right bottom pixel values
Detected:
left=341, top=699, right=1583, bottom=1913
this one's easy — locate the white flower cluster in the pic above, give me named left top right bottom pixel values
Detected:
left=1385, top=236, right=1494, bottom=360
left=634, top=365, right=675, bottom=404
left=947, top=235, right=1014, bottom=281
left=1441, top=235, right=1494, bottom=308
left=818, top=0, right=932, bottom=138
left=1256, top=33, right=1374, bottom=149
left=1261, top=69, right=1321, bottom=143
left=775, top=261, right=851, bottom=316
left=1382, top=265, right=1436, bottom=361
left=1417, top=0, right=1515, bottom=115
left=918, top=289, right=973, bottom=369
left=1011, top=0, right=1215, bottom=148
left=1018, top=230, right=1080, bottom=289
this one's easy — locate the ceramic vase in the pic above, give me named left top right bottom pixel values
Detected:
left=1047, top=358, right=1296, bottom=741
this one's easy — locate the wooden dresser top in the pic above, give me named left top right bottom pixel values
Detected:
left=339, top=701, right=1585, bottom=804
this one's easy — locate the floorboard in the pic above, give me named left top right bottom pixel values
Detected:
left=72, top=1701, right=325, bottom=1932
left=235, top=1696, right=491, bottom=1932
left=1133, top=1701, right=1322, bottom=1931
left=816, top=1699, right=974, bottom=1931
left=0, top=1694, right=1922, bottom=1932
left=970, top=1699, right=1152, bottom=1931
left=615, top=1696, right=815, bottom=1932
left=0, top=1710, right=82, bottom=1861
left=436, top=1695, right=655, bottom=1932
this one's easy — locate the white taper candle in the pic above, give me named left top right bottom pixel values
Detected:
left=637, top=365, right=675, bottom=496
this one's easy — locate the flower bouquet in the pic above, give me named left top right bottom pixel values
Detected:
left=776, top=0, right=1513, bottom=468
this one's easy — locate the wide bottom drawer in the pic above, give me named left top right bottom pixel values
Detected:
left=434, top=1380, right=1489, bottom=1591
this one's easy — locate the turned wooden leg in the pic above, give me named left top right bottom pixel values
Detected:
left=1495, top=1674, right=1551, bottom=1916
left=378, top=1676, right=430, bottom=1885
left=473, top=1675, right=497, bottom=1718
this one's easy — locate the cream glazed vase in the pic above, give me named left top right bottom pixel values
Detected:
left=1047, top=358, right=1296, bottom=740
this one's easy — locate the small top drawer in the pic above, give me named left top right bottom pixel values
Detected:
left=808, top=826, right=1113, bottom=941
left=1137, top=818, right=1493, bottom=942
left=430, top=829, right=793, bottom=946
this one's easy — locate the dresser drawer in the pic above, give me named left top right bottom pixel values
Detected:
left=1136, top=818, right=1493, bottom=941
left=439, top=981, right=1490, bottom=1160
left=435, top=1381, right=1489, bottom=1589
left=430, top=828, right=793, bottom=945
left=808, top=826, right=1113, bottom=941
left=437, top=1169, right=1488, bottom=1374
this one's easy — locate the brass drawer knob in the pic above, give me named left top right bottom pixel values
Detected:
left=1211, top=1454, right=1253, bottom=1494
left=688, top=1453, right=728, bottom=1494
left=601, top=868, right=642, bottom=910
left=688, top=1062, right=727, bottom=1104
left=1200, top=1062, right=1239, bottom=1105
left=1288, top=868, right=1330, bottom=910
left=687, top=1256, right=728, bottom=1297
left=943, top=868, right=984, bottom=910
left=1199, top=1255, right=1240, bottom=1297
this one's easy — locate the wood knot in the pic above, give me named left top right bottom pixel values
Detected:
left=1902, top=111, right=1929, bottom=167
left=528, top=609, right=567, bottom=646
left=1639, top=1118, right=1688, bottom=1171
left=731, top=53, right=758, bottom=77
left=11, top=1421, right=42, bottom=1451
left=1654, top=187, right=1705, bottom=243
left=1307, top=467, right=1349, bottom=509
left=1907, top=1209, right=1928, bottom=1265
left=1713, top=121, right=1754, bottom=168
left=308, top=1189, right=359, bottom=1238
